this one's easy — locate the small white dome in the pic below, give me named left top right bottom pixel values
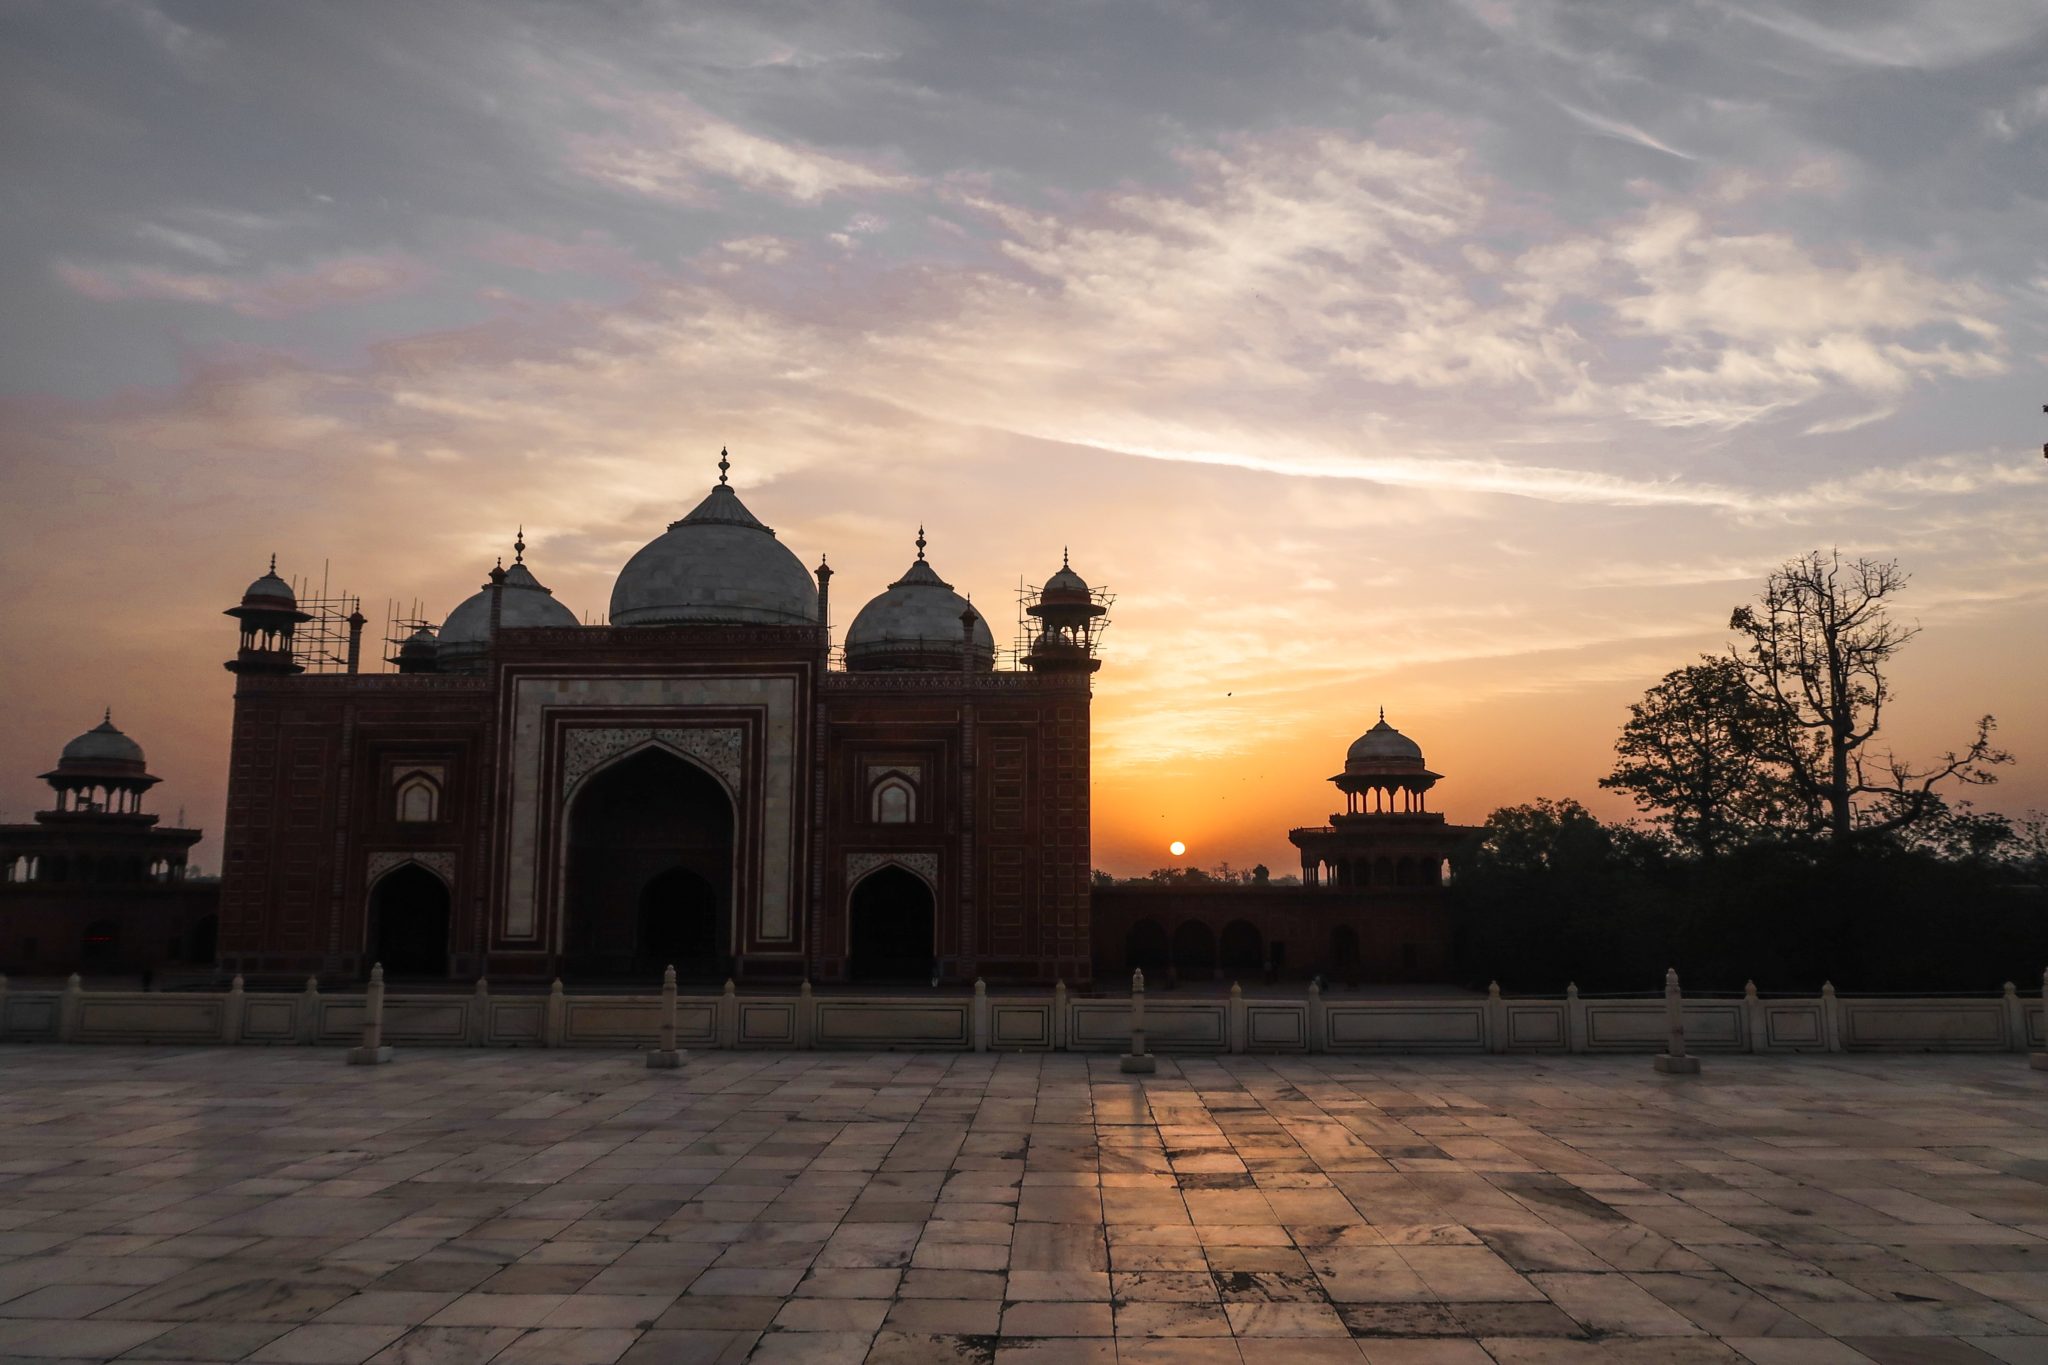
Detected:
left=846, top=543, right=995, bottom=671
left=610, top=481, right=818, bottom=627
left=1346, top=713, right=1425, bottom=768
left=438, top=561, right=580, bottom=664
left=60, top=714, right=145, bottom=768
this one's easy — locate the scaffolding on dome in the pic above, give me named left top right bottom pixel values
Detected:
left=1017, top=578, right=1114, bottom=657
left=381, top=597, right=437, bottom=673
left=286, top=563, right=367, bottom=674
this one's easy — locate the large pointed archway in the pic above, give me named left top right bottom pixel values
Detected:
left=369, top=863, right=450, bottom=978
left=847, top=864, right=936, bottom=983
left=565, top=746, right=733, bottom=980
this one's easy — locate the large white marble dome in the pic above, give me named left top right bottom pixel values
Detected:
left=610, top=480, right=818, bottom=627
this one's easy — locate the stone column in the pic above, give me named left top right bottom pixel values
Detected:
left=648, top=964, right=683, bottom=1068
left=2030, top=968, right=2048, bottom=1070
left=58, top=973, right=82, bottom=1043
left=1120, top=968, right=1155, bottom=1073
left=348, top=963, right=393, bottom=1064
left=544, top=978, right=565, bottom=1048
left=222, top=974, right=246, bottom=1045
left=1654, top=968, right=1700, bottom=1074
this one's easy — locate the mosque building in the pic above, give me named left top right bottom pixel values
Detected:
left=214, top=453, right=1106, bottom=986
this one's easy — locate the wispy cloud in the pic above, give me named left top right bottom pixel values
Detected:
left=54, top=251, right=427, bottom=317
left=567, top=94, right=913, bottom=203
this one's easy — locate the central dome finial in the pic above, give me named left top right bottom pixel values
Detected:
left=514, top=526, right=525, bottom=564
left=717, top=446, right=730, bottom=485
left=916, top=525, right=927, bottom=560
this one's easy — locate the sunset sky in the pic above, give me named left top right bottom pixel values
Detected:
left=2, top=1, right=2044, bottom=876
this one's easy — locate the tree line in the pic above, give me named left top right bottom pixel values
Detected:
left=1454, top=551, right=2045, bottom=992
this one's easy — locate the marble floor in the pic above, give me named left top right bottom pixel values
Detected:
left=2, top=1049, right=2047, bottom=1364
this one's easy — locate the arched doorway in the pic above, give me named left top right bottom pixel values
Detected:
left=1124, top=919, right=1168, bottom=975
left=1171, top=921, right=1216, bottom=980
left=1220, top=920, right=1263, bottom=975
left=370, top=864, right=450, bottom=978
left=565, top=747, right=733, bottom=979
left=848, top=865, right=935, bottom=982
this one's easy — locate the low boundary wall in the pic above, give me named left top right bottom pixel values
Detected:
left=3, top=975, right=2044, bottom=1055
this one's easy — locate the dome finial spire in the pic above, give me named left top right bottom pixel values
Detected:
left=513, top=526, right=525, bottom=564
left=916, top=525, right=926, bottom=560
left=103, top=706, right=112, bottom=724
left=1062, top=545, right=1070, bottom=569
left=1379, top=705, right=1385, bottom=723
left=268, top=552, right=277, bottom=574
left=717, top=446, right=730, bottom=485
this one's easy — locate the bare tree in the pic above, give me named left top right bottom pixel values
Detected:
left=1728, top=550, right=2010, bottom=847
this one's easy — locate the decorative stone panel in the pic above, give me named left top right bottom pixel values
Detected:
left=366, top=851, right=455, bottom=888
left=561, top=726, right=744, bottom=797
left=846, top=851, right=939, bottom=890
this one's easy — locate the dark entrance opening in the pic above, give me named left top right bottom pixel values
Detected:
left=81, top=918, right=118, bottom=967
left=848, top=866, right=935, bottom=982
left=370, top=864, right=450, bottom=978
left=1172, top=920, right=1216, bottom=980
left=1124, top=919, right=1168, bottom=975
left=638, top=867, right=719, bottom=976
left=1220, top=919, right=1263, bottom=975
left=566, top=747, right=733, bottom=980
left=187, top=914, right=218, bottom=967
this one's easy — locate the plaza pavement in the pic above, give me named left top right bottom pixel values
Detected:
left=2, top=1048, right=2048, bottom=1364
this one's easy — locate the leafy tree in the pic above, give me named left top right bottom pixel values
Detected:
left=1729, top=550, right=2009, bottom=847
left=1600, top=657, right=1803, bottom=856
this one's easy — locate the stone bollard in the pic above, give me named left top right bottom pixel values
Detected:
left=348, top=963, right=393, bottom=1064
left=1654, top=967, right=1699, bottom=1074
left=1228, top=981, right=1246, bottom=1055
left=648, top=964, right=683, bottom=1068
left=1120, top=968, right=1155, bottom=1073
left=298, top=976, right=320, bottom=1045
left=222, top=974, right=246, bottom=1045
left=58, top=973, right=83, bottom=1043
left=469, top=977, right=489, bottom=1047
left=2031, top=968, right=2048, bottom=1070
left=973, top=978, right=989, bottom=1053
left=544, top=978, right=565, bottom=1048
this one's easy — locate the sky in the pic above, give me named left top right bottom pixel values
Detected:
left=1, top=0, right=2044, bottom=877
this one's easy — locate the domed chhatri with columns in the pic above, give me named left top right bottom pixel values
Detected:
left=213, top=448, right=1108, bottom=987
left=1290, top=711, right=1477, bottom=893
left=1, top=713, right=215, bottom=976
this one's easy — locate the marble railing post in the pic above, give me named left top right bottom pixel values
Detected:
left=348, top=964, right=393, bottom=1064
left=1228, top=982, right=1246, bottom=1055
left=58, top=973, right=82, bottom=1043
left=2031, top=968, right=2048, bottom=1070
left=1654, top=968, right=1700, bottom=1075
left=1821, top=981, right=1842, bottom=1052
left=972, top=979, right=988, bottom=1053
left=1120, top=968, right=1155, bottom=1073
left=1485, top=981, right=1506, bottom=1055
left=298, top=976, right=320, bottom=1044
left=719, top=979, right=737, bottom=1049
left=544, top=978, right=565, bottom=1048
left=1742, top=981, right=1761, bottom=1053
left=1307, top=978, right=1324, bottom=1053
left=798, top=980, right=814, bottom=1051
left=1565, top=983, right=1586, bottom=1053
left=222, top=974, right=245, bottom=1045
left=469, top=977, right=489, bottom=1047
left=1053, top=980, right=1068, bottom=1052
left=2003, top=981, right=2023, bottom=1053
left=0, top=973, right=10, bottom=1041
left=648, top=965, right=682, bottom=1068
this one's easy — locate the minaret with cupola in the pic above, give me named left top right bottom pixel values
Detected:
left=1024, top=550, right=1109, bottom=674
left=1289, top=711, right=1474, bottom=891
left=223, top=556, right=310, bottom=675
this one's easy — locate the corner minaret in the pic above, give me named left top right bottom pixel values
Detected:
left=223, top=555, right=310, bottom=676
left=1023, top=548, right=1108, bottom=674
